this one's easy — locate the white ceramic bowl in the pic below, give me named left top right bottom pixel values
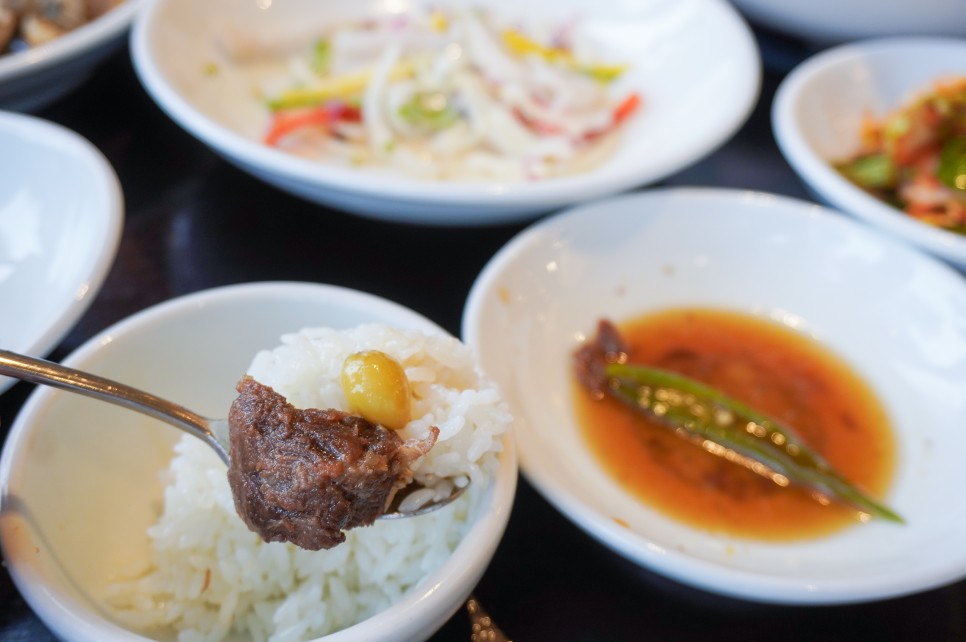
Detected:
left=0, top=281, right=517, bottom=642
left=0, top=1, right=143, bottom=112
left=0, top=111, right=123, bottom=394
left=728, top=0, right=966, bottom=44
left=129, top=0, right=760, bottom=226
left=772, top=37, right=966, bottom=272
left=463, top=187, right=966, bottom=605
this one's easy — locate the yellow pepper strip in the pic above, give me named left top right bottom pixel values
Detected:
left=503, top=28, right=571, bottom=63
left=581, top=63, right=629, bottom=83
left=429, top=9, right=448, bottom=32
left=501, top=29, right=628, bottom=83
left=267, top=60, right=418, bottom=111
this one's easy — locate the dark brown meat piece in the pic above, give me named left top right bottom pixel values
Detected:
left=573, top=319, right=629, bottom=399
left=227, top=375, right=437, bottom=550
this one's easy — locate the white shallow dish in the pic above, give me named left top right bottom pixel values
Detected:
left=0, top=111, right=123, bottom=394
left=463, top=187, right=966, bottom=605
left=0, top=1, right=142, bottom=112
left=0, top=281, right=517, bottom=642
left=130, top=0, right=760, bottom=225
left=728, top=0, right=966, bottom=44
left=773, top=37, right=966, bottom=272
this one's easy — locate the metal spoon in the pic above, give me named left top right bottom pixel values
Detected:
left=0, top=349, right=465, bottom=518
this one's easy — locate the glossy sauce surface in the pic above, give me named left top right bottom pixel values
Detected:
left=573, top=308, right=897, bottom=540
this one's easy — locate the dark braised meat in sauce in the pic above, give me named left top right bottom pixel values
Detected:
left=573, top=318, right=629, bottom=399
left=227, top=376, right=437, bottom=550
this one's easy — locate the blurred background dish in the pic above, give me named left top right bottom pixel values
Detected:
left=0, top=0, right=142, bottom=112
left=0, top=281, right=517, bottom=642
left=0, top=110, right=122, bottom=394
left=463, top=187, right=966, bottom=605
left=129, top=0, right=760, bottom=226
left=772, top=37, right=966, bottom=272
left=727, top=0, right=966, bottom=44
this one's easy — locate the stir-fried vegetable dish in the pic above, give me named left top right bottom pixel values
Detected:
left=258, top=7, right=641, bottom=181
left=835, top=77, right=966, bottom=234
left=0, top=0, right=124, bottom=54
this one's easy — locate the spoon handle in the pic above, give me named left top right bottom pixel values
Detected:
left=0, top=349, right=228, bottom=464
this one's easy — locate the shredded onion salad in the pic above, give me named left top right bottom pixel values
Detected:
left=257, top=7, right=641, bottom=181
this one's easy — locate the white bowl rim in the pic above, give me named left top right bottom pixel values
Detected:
left=727, top=0, right=966, bottom=44
left=0, top=110, right=124, bottom=395
left=128, top=0, right=761, bottom=210
left=771, top=35, right=966, bottom=265
left=1, top=280, right=518, bottom=642
left=0, top=0, right=141, bottom=82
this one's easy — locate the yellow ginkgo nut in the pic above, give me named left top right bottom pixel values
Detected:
left=340, top=350, right=411, bottom=430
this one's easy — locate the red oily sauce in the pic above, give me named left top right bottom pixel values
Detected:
left=572, top=308, right=897, bottom=541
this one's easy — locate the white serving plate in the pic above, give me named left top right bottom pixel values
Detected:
left=0, top=281, right=517, bottom=642
left=463, top=187, right=966, bottom=604
left=772, top=37, right=966, bottom=272
left=130, top=0, right=760, bottom=225
left=0, top=111, right=123, bottom=394
left=0, top=1, right=143, bottom=112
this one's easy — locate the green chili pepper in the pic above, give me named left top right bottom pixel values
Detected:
left=311, top=38, right=332, bottom=74
left=937, top=135, right=966, bottom=193
left=603, top=362, right=903, bottom=523
left=835, top=153, right=896, bottom=190
left=398, top=91, right=460, bottom=131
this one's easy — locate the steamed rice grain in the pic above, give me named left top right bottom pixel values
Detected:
left=106, top=324, right=510, bottom=642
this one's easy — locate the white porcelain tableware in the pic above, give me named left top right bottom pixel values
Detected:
left=0, top=0, right=143, bottom=112
left=129, top=0, right=760, bottom=225
left=0, top=110, right=123, bottom=394
left=772, top=37, right=966, bottom=272
left=0, top=281, right=517, bottom=642
left=728, top=0, right=966, bottom=44
left=463, top=187, right=966, bottom=605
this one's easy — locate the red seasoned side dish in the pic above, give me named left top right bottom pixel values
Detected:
left=835, top=76, right=966, bottom=234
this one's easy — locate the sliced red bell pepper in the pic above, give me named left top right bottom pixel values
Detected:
left=263, top=102, right=362, bottom=146
left=612, top=92, right=641, bottom=126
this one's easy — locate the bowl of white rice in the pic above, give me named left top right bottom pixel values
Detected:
left=0, top=281, right=516, bottom=642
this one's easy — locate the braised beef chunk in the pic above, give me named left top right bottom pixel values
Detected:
left=227, top=376, right=436, bottom=550
left=573, top=319, right=629, bottom=398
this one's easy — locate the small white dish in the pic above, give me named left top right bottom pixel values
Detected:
left=130, top=0, right=760, bottom=225
left=0, top=1, right=143, bottom=112
left=0, top=281, right=517, bottom=642
left=728, top=0, right=966, bottom=44
left=772, top=37, right=966, bottom=272
left=0, top=111, right=123, bottom=394
left=463, top=187, right=966, bottom=605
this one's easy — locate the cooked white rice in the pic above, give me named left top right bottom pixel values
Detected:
left=105, top=324, right=510, bottom=642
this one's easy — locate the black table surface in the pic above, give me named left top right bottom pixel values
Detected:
left=3, top=22, right=966, bottom=642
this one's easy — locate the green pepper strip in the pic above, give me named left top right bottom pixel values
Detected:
left=603, top=363, right=903, bottom=523
left=938, top=135, right=966, bottom=193
left=835, top=153, right=896, bottom=190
